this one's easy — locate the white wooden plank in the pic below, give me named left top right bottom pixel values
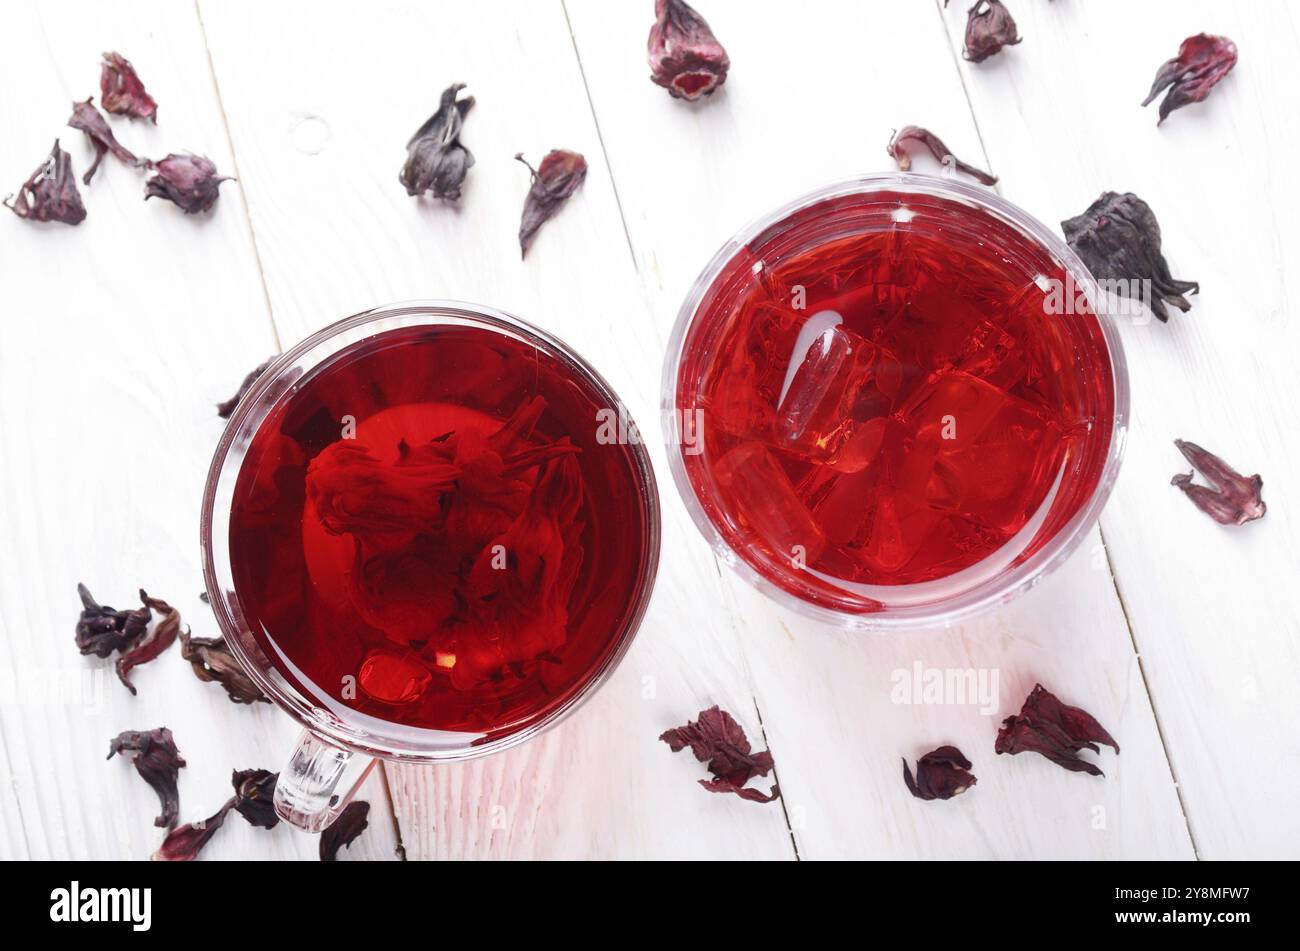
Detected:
left=566, top=0, right=1194, bottom=857
left=938, top=0, right=1300, bottom=858
left=727, top=534, right=1195, bottom=858
left=0, top=613, right=33, bottom=859
left=0, top=0, right=397, bottom=860
left=196, top=0, right=796, bottom=859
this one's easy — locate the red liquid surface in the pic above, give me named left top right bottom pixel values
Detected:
left=677, top=189, right=1115, bottom=612
left=229, top=326, right=653, bottom=740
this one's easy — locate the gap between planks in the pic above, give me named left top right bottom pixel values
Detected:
left=193, top=0, right=282, bottom=353
left=1098, top=524, right=1201, bottom=859
left=560, top=0, right=801, bottom=858
left=931, top=0, right=1200, bottom=860
left=192, top=0, right=415, bottom=851
left=561, top=0, right=640, bottom=273
left=752, top=698, right=801, bottom=860
left=931, top=0, right=997, bottom=179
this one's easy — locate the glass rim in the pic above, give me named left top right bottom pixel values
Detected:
left=201, top=299, right=662, bottom=761
left=660, top=172, right=1130, bottom=630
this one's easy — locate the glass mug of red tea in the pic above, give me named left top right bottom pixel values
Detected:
left=664, top=174, right=1128, bottom=626
left=202, top=301, right=660, bottom=831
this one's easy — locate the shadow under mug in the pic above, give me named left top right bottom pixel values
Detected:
left=201, top=301, right=661, bottom=832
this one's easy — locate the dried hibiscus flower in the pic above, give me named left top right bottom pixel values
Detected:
left=516, top=150, right=587, bottom=258
left=217, top=358, right=272, bottom=418
left=660, top=705, right=779, bottom=803
left=321, top=801, right=370, bottom=861
left=400, top=83, right=474, bottom=201
left=886, top=126, right=996, bottom=185
left=996, top=683, right=1119, bottom=777
left=1143, top=34, right=1237, bottom=125
left=647, top=0, right=730, bottom=101
left=116, top=591, right=181, bottom=695
left=4, top=140, right=86, bottom=225
left=153, top=799, right=233, bottom=861
left=306, top=396, right=586, bottom=693
left=180, top=629, right=268, bottom=704
left=145, top=153, right=231, bottom=214
left=902, top=745, right=977, bottom=801
left=456, top=454, right=586, bottom=689
left=76, top=583, right=151, bottom=658
left=231, top=768, right=280, bottom=829
left=1062, top=191, right=1198, bottom=322
left=68, top=97, right=143, bottom=185
left=154, top=765, right=279, bottom=860
left=75, top=585, right=178, bottom=693
left=1172, top=439, right=1265, bottom=525
left=100, top=51, right=158, bottom=123
left=108, top=728, right=186, bottom=829
left=960, top=0, right=1021, bottom=63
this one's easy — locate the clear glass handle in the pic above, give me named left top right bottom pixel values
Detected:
left=274, top=730, right=376, bottom=832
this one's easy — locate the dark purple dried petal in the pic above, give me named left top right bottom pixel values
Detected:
left=153, top=798, right=234, bottom=861
left=886, top=126, right=997, bottom=185
left=68, top=98, right=143, bottom=185
left=4, top=140, right=86, bottom=225
left=116, top=591, right=181, bottom=694
left=75, top=583, right=151, bottom=659
left=100, top=51, right=158, bottom=123
left=232, top=768, right=280, bottom=829
left=995, top=683, right=1119, bottom=776
left=1062, top=191, right=1199, bottom=322
left=108, top=728, right=186, bottom=828
left=699, top=777, right=781, bottom=802
left=660, top=705, right=779, bottom=803
left=647, top=0, right=730, bottom=101
left=1142, top=34, right=1237, bottom=125
left=1172, top=439, right=1266, bottom=525
left=217, top=358, right=273, bottom=418
left=660, top=705, right=759, bottom=775
left=516, top=150, right=587, bottom=258
left=902, top=745, right=977, bottom=801
left=145, top=153, right=231, bottom=214
left=400, top=83, right=475, bottom=201
left=962, top=0, right=1021, bottom=63
left=320, top=801, right=371, bottom=861
left=180, top=629, right=268, bottom=704
left=153, top=767, right=280, bottom=859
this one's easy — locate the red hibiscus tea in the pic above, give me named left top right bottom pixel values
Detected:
left=667, top=178, right=1124, bottom=621
left=228, top=321, right=656, bottom=741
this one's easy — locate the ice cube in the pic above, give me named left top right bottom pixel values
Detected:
left=860, top=488, right=944, bottom=574
left=954, top=317, right=1028, bottom=390
left=935, top=416, right=1060, bottom=531
left=714, top=440, right=827, bottom=564
left=707, top=303, right=893, bottom=473
left=776, top=310, right=852, bottom=442
left=771, top=313, right=894, bottom=472
left=900, top=368, right=1058, bottom=531
left=898, top=369, right=1010, bottom=443
left=811, top=467, right=879, bottom=549
left=702, top=301, right=800, bottom=442
left=803, top=419, right=941, bottom=574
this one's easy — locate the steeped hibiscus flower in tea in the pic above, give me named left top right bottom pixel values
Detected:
left=668, top=178, right=1123, bottom=619
left=227, top=324, right=655, bottom=739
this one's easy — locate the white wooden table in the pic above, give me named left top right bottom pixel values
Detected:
left=2, top=0, right=1296, bottom=860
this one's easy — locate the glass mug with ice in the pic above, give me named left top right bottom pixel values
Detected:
left=663, top=174, right=1127, bottom=626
